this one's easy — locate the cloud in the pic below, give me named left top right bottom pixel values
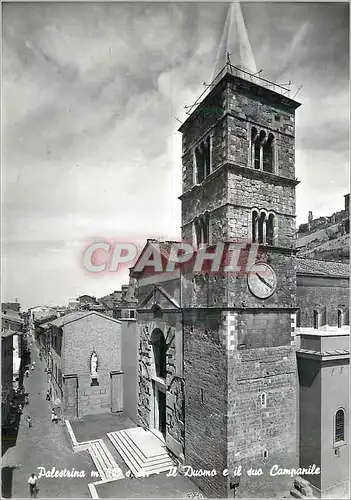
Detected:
left=2, top=2, right=349, bottom=308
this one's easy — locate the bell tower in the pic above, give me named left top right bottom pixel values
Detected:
left=179, top=2, right=301, bottom=498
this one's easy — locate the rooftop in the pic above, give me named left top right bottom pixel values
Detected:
left=49, top=310, right=120, bottom=328
left=296, top=257, right=349, bottom=278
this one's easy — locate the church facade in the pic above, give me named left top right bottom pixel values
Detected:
left=131, top=5, right=349, bottom=499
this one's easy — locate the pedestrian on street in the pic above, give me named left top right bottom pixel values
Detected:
left=46, top=390, right=51, bottom=401
left=51, top=410, right=58, bottom=423
left=31, top=364, right=35, bottom=371
left=25, top=369, right=29, bottom=377
left=27, top=415, right=32, bottom=428
left=28, top=473, right=38, bottom=498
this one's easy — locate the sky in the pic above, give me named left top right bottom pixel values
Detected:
left=2, top=1, right=349, bottom=310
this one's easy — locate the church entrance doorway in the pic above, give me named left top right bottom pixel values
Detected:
left=150, top=328, right=167, bottom=438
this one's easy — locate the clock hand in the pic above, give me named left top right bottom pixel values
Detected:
left=255, top=272, right=273, bottom=290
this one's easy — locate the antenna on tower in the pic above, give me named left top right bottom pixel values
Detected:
left=293, top=85, right=303, bottom=99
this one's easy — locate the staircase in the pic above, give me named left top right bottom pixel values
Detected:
left=107, top=427, right=174, bottom=478
left=76, top=438, right=124, bottom=482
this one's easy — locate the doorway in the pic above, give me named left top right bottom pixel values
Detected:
left=152, top=381, right=167, bottom=438
left=158, top=390, right=166, bottom=437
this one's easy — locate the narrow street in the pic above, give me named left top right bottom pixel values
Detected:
left=2, top=341, right=92, bottom=498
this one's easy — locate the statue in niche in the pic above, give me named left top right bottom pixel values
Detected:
left=91, top=352, right=98, bottom=377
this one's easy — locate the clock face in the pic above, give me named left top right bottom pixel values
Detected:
left=247, top=262, right=277, bottom=299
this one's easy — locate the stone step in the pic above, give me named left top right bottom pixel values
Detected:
left=119, top=429, right=169, bottom=466
left=108, top=432, right=141, bottom=477
left=107, top=429, right=173, bottom=478
left=118, top=430, right=172, bottom=471
left=88, top=439, right=124, bottom=482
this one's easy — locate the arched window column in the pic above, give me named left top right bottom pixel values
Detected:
left=252, top=210, right=259, bottom=243
left=334, top=408, right=346, bottom=444
left=252, top=210, right=276, bottom=245
left=258, top=212, right=267, bottom=244
left=250, top=127, right=275, bottom=172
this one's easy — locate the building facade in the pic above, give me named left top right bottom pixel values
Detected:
left=48, top=311, right=123, bottom=419
left=133, top=9, right=350, bottom=497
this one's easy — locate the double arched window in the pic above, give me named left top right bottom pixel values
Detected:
left=195, top=213, right=210, bottom=246
left=335, top=408, right=345, bottom=444
left=252, top=210, right=276, bottom=245
left=195, top=136, right=212, bottom=184
left=250, top=127, right=275, bottom=173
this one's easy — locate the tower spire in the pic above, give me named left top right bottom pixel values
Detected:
left=213, top=1, right=258, bottom=82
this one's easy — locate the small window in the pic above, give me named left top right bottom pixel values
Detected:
left=313, top=310, right=319, bottom=329
left=296, top=310, right=301, bottom=328
left=338, top=309, right=343, bottom=328
left=335, top=409, right=345, bottom=443
left=263, top=450, right=268, bottom=459
left=91, top=378, right=99, bottom=387
left=260, top=392, right=267, bottom=408
left=129, top=310, right=135, bottom=319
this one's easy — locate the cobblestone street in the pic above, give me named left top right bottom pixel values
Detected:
left=2, top=342, right=93, bottom=498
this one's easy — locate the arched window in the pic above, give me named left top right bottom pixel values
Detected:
left=195, top=137, right=212, bottom=184
left=195, top=219, right=201, bottom=247
left=335, top=409, right=345, bottom=443
left=313, top=310, right=319, bottom=329
left=252, top=210, right=259, bottom=243
left=258, top=212, right=266, bottom=244
left=205, top=136, right=211, bottom=177
left=266, top=213, right=275, bottom=245
left=320, top=307, right=327, bottom=327
left=251, top=127, right=259, bottom=168
left=196, top=146, right=205, bottom=184
left=263, top=133, right=274, bottom=172
left=260, top=392, right=267, bottom=408
left=296, top=310, right=301, bottom=328
left=338, top=309, right=343, bottom=328
left=202, top=214, right=210, bottom=244
left=151, top=329, right=167, bottom=379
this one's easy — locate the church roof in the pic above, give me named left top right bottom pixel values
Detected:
left=296, top=257, right=349, bottom=278
left=49, top=310, right=120, bottom=328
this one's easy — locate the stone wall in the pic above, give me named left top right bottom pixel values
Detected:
left=227, top=312, right=298, bottom=498
left=62, top=313, right=122, bottom=418
left=183, top=309, right=228, bottom=498
left=297, top=275, right=349, bottom=328
left=137, top=307, right=184, bottom=458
